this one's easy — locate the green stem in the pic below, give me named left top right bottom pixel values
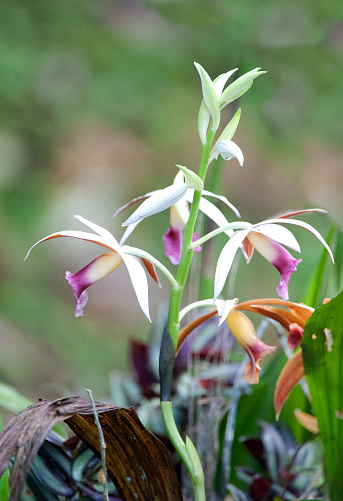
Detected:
left=161, top=401, right=206, bottom=501
left=160, top=129, right=215, bottom=500
left=191, top=221, right=251, bottom=248
left=168, top=129, right=216, bottom=344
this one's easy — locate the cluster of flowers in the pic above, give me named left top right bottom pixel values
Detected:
left=26, top=63, right=333, bottom=387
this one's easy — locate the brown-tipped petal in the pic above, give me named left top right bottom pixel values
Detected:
left=176, top=311, right=217, bottom=356
left=294, top=409, right=319, bottom=434
left=141, top=258, right=161, bottom=286
left=275, top=208, right=327, bottom=219
left=274, top=349, right=305, bottom=420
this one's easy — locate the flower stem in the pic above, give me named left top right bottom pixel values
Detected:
left=161, top=401, right=206, bottom=501
left=191, top=221, right=251, bottom=248
left=160, top=129, right=215, bottom=500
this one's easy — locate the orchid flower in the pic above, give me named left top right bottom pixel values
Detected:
left=177, top=298, right=278, bottom=384
left=177, top=296, right=314, bottom=385
left=208, top=209, right=334, bottom=301
left=116, top=170, right=241, bottom=265
left=25, top=215, right=175, bottom=321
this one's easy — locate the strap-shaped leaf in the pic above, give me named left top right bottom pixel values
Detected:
left=302, top=290, right=343, bottom=501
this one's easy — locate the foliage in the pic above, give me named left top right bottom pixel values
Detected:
left=229, top=421, right=323, bottom=500
left=302, top=291, right=343, bottom=501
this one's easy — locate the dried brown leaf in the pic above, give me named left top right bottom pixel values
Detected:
left=0, top=396, right=182, bottom=501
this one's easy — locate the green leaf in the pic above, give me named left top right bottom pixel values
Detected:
left=0, top=466, right=9, bottom=501
left=0, top=382, right=32, bottom=413
left=302, top=290, right=343, bottom=501
left=302, top=224, right=335, bottom=308
left=334, top=229, right=343, bottom=292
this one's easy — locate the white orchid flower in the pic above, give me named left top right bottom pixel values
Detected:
left=25, top=215, right=168, bottom=321
left=213, top=209, right=334, bottom=301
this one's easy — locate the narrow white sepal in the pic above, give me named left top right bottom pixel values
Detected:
left=122, top=183, right=187, bottom=227
left=214, top=230, right=250, bottom=300
left=74, top=215, right=120, bottom=251
left=216, top=140, right=244, bottom=166
left=119, top=221, right=140, bottom=246
left=121, top=253, right=151, bottom=322
left=202, top=189, right=241, bottom=218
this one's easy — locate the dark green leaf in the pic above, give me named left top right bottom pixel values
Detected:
left=71, top=448, right=95, bottom=482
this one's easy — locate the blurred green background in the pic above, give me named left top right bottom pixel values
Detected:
left=0, top=0, right=342, bottom=405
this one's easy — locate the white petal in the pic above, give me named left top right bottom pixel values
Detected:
left=202, top=189, right=241, bottom=218
left=122, top=183, right=187, bottom=227
left=121, top=253, right=151, bottom=321
left=215, top=298, right=238, bottom=326
left=258, top=218, right=334, bottom=263
left=252, top=223, right=301, bottom=252
left=74, top=215, right=119, bottom=249
left=217, top=140, right=244, bottom=166
left=214, top=230, right=250, bottom=300
left=119, top=221, right=141, bottom=246
left=25, top=230, right=116, bottom=260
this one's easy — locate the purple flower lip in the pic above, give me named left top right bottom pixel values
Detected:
left=65, top=251, right=123, bottom=317
left=163, top=228, right=201, bottom=265
left=248, top=231, right=302, bottom=300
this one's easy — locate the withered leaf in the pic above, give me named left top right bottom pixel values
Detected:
left=0, top=396, right=182, bottom=501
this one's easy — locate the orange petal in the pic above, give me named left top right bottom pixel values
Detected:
left=236, top=298, right=313, bottom=329
left=274, top=349, right=305, bottom=420
left=176, top=311, right=217, bottom=356
left=294, top=409, right=319, bottom=434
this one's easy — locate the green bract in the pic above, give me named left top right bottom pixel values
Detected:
left=176, top=165, right=204, bottom=191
